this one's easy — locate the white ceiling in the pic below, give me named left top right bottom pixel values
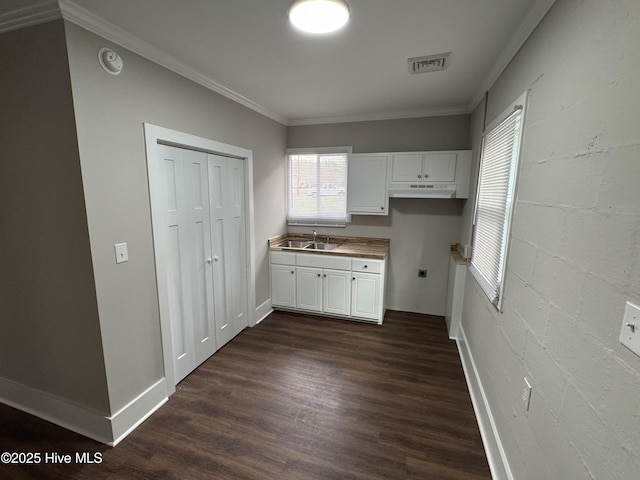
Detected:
left=2, top=0, right=556, bottom=125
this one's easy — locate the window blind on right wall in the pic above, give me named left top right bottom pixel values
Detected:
left=470, top=93, right=526, bottom=310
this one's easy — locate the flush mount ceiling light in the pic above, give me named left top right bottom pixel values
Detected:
left=289, top=0, right=350, bottom=34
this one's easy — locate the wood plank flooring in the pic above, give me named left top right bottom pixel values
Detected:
left=0, top=310, right=491, bottom=479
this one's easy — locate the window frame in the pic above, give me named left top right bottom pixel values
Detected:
left=286, top=146, right=352, bottom=227
left=469, top=91, right=527, bottom=311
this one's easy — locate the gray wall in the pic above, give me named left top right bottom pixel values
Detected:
left=0, top=22, right=110, bottom=413
left=460, top=0, right=640, bottom=478
left=64, top=22, right=287, bottom=413
left=288, top=116, right=471, bottom=153
left=288, top=116, right=470, bottom=315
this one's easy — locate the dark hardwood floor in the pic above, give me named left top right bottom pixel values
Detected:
left=0, top=310, right=491, bottom=479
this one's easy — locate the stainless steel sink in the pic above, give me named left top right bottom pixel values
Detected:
left=276, top=240, right=312, bottom=249
left=304, top=242, right=341, bottom=250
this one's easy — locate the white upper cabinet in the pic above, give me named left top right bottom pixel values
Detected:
left=347, top=153, right=390, bottom=215
left=392, top=152, right=456, bottom=183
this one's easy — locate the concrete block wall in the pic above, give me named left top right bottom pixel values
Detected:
left=461, top=0, right=640, bottom=478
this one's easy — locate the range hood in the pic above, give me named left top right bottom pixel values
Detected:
left=388, top=183, right=457, bottom=199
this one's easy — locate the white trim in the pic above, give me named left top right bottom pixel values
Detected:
left=254, top=299, right=274, bottom=326
left=0, top=375, right=113, bottom=444
left=484, top=91, right=528, bottom=135
left=57, top=0, right=287, bottom=126
left=0, top=0, right=60, bottom=34
left=143, top=123, right=257, bottom=392
left=0, top=375, right=167, bottom=445
left=468, top=0, right=557, bottom=112
left=3, top=0, right=555, bottom=126
left=456, top=324, right=514, bottom=480
left=287, top=106, right=471, bottom=126
left=286, top=146, right=353, bottom=155
left=109, top=379, right=168, bottom=446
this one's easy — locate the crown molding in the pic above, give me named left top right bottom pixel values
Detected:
left=467, top=0, right=558, bottom=112
left=57, top=0, right=288, bottom=125
left=288, top=105, right=472, bottom=127
left=2, top=0, right=557, bottom=127
left=0, top=0, right=60, bottom=34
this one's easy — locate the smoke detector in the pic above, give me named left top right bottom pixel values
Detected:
left=408, top=52, right=451, bottom=74
left=98, top=48, right=123, bottom=75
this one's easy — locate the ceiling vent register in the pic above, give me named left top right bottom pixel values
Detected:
left=408, top=52, right=451, bottom=74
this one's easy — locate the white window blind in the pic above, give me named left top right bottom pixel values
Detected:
left=287, top=148, right=350, bottom=226
left=470, top=94, right=526, bottom=309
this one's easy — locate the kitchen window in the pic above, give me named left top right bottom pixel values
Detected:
left=469, top=91, right=527, bottom=311
left=287, top=147, right=351, bottom=226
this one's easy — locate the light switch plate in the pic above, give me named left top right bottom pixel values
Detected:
left=114, top=243, right=129, bottom=264
left=620, top=301, right=640, bottom=357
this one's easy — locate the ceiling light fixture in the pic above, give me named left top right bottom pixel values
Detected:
left=289, top=0, right=350, bottom=34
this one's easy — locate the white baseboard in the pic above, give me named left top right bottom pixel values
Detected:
left=456, top=324, right=513, bottom=480
left=0, top=375, right=168, bottom=446
left=254, top=298, right=273, bottom=326
left=108, top=378, right=168, bottom=446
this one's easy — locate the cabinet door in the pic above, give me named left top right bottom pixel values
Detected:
left=323, top=269, right=351, bottom=316
left=271, top=264, right=296, bottom=308
left=351, top=272, right=381, bottom=320
left=297, top=267, right=323, bottom=312
left=347, top=154, right=389, bottom=215
left=424, top=153, right=456, bottom=182
left=391, top=154, right=423, bottom=182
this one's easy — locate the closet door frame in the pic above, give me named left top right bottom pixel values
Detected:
left=144, top=123, right=256, bottom=396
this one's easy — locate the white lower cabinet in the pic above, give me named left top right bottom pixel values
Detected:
left=271, top=264, right=296, bottom=308
left=270, top=251, right=386, bottom=324
left=270, top=251, right=296, bottom=309
left=351, top=272, right=381, bottom=320
left=296, top=267, right=323, bottom=312
left=323, top=269, right=352, bottom=316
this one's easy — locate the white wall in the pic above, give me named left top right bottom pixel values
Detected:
left=461, top=0, right=640, bottom=478
left=288, top=116, right=471, bottom=315
left=64, top=21, right=287, bottom=414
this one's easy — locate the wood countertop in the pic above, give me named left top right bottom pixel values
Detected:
left=268, top=234, right=390, bottom=260
left=450, top=243, right=470, bottom=265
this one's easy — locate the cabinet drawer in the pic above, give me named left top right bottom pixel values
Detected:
left=270, top=251, right=296, bottom=266
left=296, top=253, right=351, bottom=271
left=352, top=258, right=382, bottom=274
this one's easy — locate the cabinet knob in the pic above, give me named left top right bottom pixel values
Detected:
left=380, top=206, right=384, bottom=210
left=425, top=174, right=429, bottom=178
left=417, top=174, right=422, bottom=179
left=323, top=274, right=327, bottom=278
left=352, top=277, right=356, bottom=281
left=317, top=273, right=321, bottom=277
left=206, top=257, right=212, bottom=264
left=363, top=265, right=368, bottom=269
left=291, top=270, right=294, bottom=274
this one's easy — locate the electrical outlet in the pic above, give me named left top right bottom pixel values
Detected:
left=522, top=377, right=532, bottom=412
left=418, top=269, right=427, bottom=278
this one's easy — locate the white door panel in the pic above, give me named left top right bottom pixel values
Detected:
left=184, top=150, right=216, bottom=365
left=424, top=153, right=456, bottom=182
left=297, top=267, right=323, bottom=312
left=209, top=154, right=248, bottom=348
left=323, top=269, right=351, bottom=316
left=158, top=146, right=197, bottom=382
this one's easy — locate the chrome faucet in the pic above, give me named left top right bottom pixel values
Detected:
left=312, top=229, right=317, bottom=242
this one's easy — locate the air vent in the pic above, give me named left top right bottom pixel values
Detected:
left=408, top=52, right=451, bottom=74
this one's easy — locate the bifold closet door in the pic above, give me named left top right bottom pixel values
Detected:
left=158, top=145, right=216, bottom=383
left=208, top=154, right=248, bottom=349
